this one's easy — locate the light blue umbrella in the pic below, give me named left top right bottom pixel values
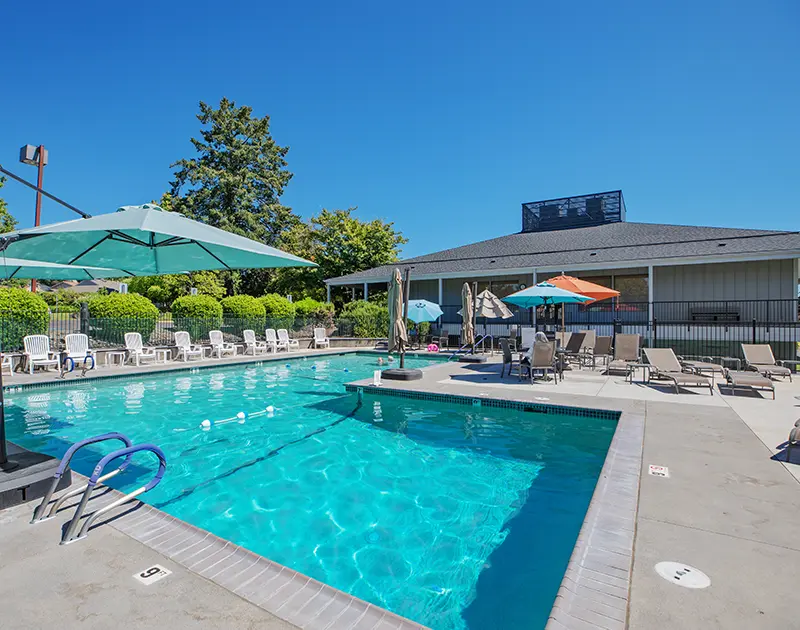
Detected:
left=405, top=299, right=443, bottom=322
left=0, top=256, right=126, bottom=281
left=502, top=281, right=593, bottom=308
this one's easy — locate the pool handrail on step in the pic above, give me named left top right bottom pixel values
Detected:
left=31, top=432, right=134, bottom=524
left=447, top=334, right=492, bottom=360
left=61, top=443, right=167, bottom=544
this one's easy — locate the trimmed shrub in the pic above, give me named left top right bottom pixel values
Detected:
left=87, top=293, right=159, bottom=345
left=221, top=295, right=266, bottom=337
left=171, top=295, right=222, bottom=341
left=339, top=300, right=389, bottom=338
left=0, top=288, right=49, bottom=351
left=39, top=289, right=81, bottom=313
left=260, top=293, right=296, bottom=330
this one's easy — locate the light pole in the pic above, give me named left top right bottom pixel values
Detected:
left=19, top=144, right=48, bottom=292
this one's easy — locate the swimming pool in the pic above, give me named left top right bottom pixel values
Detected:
left=6, top=353, right=616, bottom=629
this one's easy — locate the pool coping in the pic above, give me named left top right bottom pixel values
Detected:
left=347, top=382, right=643, bottom=630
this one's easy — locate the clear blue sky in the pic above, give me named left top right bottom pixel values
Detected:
left=1, top=1, right=797, bottom=258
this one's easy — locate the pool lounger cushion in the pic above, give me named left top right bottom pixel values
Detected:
left=726, top=371, right=775, bottom=399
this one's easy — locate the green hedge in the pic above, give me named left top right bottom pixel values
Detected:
left=0, top=288, right=49, bottom=351
left=171, top=295, right=222, bottom=341
left=260, top=294, right=296, bottom=330
left=221, top=295, right=265, bottom=337
left=87, top=293, right=159, bottom=345
left=339, top=300, right=389, bottom=338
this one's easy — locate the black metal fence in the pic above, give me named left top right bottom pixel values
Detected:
left=437, top=299, right=800, bottom=361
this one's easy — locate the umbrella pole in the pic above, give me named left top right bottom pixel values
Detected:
left=0, top=366, right=16, bottom=471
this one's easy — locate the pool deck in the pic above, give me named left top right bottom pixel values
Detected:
left=1, top=349, right=799, bottom=629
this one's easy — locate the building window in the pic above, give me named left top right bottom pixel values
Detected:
left=615, top=275, right=648, bottom=304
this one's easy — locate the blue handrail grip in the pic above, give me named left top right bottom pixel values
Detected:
left=89, top=444, right=167, bottom=491
left=54, top=432, right=133, bottom=479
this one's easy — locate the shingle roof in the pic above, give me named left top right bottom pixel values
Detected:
left=326, top=221, right=800, bottom=284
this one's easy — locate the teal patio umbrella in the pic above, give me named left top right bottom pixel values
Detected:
left=0, top=203, right=316, bottom=472
left=1, top=204, right=315, bottom=275
left=405, top=299, right=443, bottom=323
left=502, top=281, right=593, bottom=309
left=0, top=257, right=126, bottom=281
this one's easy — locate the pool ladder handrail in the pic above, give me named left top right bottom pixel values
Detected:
left=447, top=334, right=492, bottom=360
left=61, top=443, right=167, bottom=544
left=31, top=432, right=134, bottom=524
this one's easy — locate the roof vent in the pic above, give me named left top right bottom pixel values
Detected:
left=718, top=243, right=727, bottom=247
left=590, top=252, right=597, bottom=256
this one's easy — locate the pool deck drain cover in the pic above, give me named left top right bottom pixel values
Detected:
left=655, top=562, right=710, bottom=589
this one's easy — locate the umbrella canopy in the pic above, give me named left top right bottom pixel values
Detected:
left=502, top=281, right=593, bottom=308
left=474, top=290, right=513, bottom=319
left=460, top=282, right=475, bottom=346
left=545, top=274, right=619, bottom=302
left=1, top=204, right=315, bottom=275
left=387, top=268, right=407, bottom=353
left=0, top=256, right=126, bottom=281
left=405, top=299, right=443, bottom=323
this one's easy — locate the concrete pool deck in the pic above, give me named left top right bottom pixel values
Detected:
left=1, top=350, right=798, bottom=629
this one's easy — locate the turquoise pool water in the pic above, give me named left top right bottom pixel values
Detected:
left=5, top=353, right=616, bottom=629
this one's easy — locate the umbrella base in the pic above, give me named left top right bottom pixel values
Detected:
left=0, top=442, right=72, bottom=511
left=382, top=368, right=424, bottom=381
left=458, top=354, right=487, bottom=364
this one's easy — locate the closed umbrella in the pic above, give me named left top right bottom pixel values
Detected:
left=461, top=282, right=475, bottom=347
left=2, top=204, right=315, bottom=274
left=0, top=203, right=316, bottom=472
left=387, top=268, right=407, bottom=355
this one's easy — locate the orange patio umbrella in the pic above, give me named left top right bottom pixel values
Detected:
left=545, top=274, right=620, bottom=330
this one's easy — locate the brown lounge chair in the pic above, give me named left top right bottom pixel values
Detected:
left=643, top=348, right=714, bottom=395
left=724, top=370, right=775, bottom=399
left=527, top=341, right=559, bottom=384
left=499, top=338, right=524, bottom=379
left=679, top=357, right=726, bottom=378
left=607, top=334, right=640, bottom=374
left=589, top=336, right=613, bottom=370
left=741, top=344, right=793, bottom=382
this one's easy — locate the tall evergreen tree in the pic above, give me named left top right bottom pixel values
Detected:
left=169, top=98, right=301, bottom=245
left=0, top=177, right=18, bottom=233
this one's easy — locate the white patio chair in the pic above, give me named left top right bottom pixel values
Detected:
left=23, top=335, right=60, bottom=374
left=2, top=354, right=13, bottom=378
left=313, top=327, right=330, bottom=349
left=265, top=329, right=280, bottom=353
left=277, top=329, right=300, bottom=352
left=209, top=330, right=237, bottom=358
left=64, top=333, right=96, bottom=370
left=243, top=329, right=268, bottom=355
left=174, top=331, right=205, bottom=362
left=125, top=332, right=158, bottom=366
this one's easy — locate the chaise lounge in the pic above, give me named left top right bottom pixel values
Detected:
left=741, top=344, right=793, bottom=382
left=643, top=347, right=714, bottom=395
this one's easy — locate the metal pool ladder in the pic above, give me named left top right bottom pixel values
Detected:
left=30, top=433, right=167, bottom=545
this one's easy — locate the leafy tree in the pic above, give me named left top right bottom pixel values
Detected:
left=269, top=208, right=406, bottom=300
left=127, top=271, right=225, bottom=304
left=0, top=177, right=18, bottom=234
left=168, top=98, right=301, bottom=245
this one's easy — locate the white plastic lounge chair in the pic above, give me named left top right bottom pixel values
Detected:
left=174, top=331, right=205, bottom=362
left=313, top=328, right=330, bottom=349
left=265, top=329, right=281, bottom=353
left=520, top=327, right=536, bottom=350
left=2, top=353, right=13, bottom=378
left=64, top=333, right=96, bottom=370
left=209, top=330, right=237, bottom=358
left=23, top=335, right=60, bottom=374
left=741, top=344, right=793, bottom=381
left=277, top=329, right=300, bottom=352
left=125, top=332, right=158, bottom=366
left=643, top=347, right=713, bottom=395
left=243, top=329, right=268, bottom=355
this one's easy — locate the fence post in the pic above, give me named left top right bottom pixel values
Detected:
left=80, top=302, right=90, bottom=337
left=752, top=318, right=756, bottom=344
left=652, top=317, right=658, bottom=348
left=612, top=318, right=620, bottom=349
